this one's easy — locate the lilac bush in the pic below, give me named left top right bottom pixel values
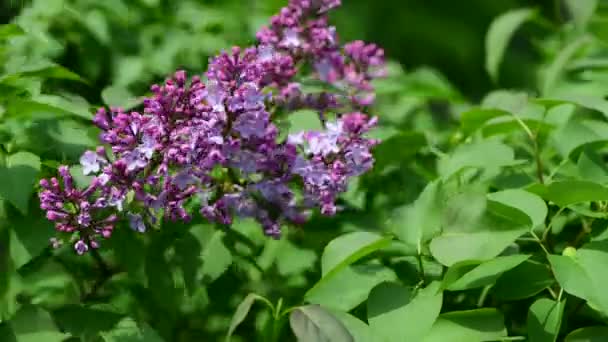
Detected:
left=38, top=0, right=385, bottom=254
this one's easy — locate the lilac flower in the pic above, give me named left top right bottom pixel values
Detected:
left=39, top=0, right=382, bottom=252
left=80, top=150, right=104, bottom=175
left=128, top=213, right=146, bottom=233
left=74, top=240, right=89, bottom=255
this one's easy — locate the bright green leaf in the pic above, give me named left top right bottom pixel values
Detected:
left=488, top=189, right=547, bottom=230
left=305, top=263, right=397, bottom=312
left=321, top=232, right=392, bottom=277
left=444, top=254, right=530, bottom=291
left=485, top=8, right=536, bottom=82
left=101, top=86, right=143, bottom=110
left=392, top=180, right=443, bottom=252
left=431, top=201, right=531, bottom=266
left=545, top=180, right=608, bottom=207
left=290, top=305, right=354, bottom=342
left=527, top=298, right=566, bottom=342
left=422, top=309, right=508, bottom=342
left=564, top=0, right=598, bottom=31
left=549, top=240, right=608, bottom=315
left=368, top=282, right=443, bottom=342
left=542, top=36, right=592, bottom=96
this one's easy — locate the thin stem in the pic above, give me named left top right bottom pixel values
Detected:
left=82, top=249, right=114, bottom=302
left=530, top=231, right=550, bottom=255
left=477, top=285, right=492, bottom=308
left=511, top=113, right=544, bottom=184
left=572, top=217, right=594, bottom=247
left=416, top=253, right=426, bottom=285
left=547, top=286, right=558, bottom=300
left=542, top=207, right=566, bottom=242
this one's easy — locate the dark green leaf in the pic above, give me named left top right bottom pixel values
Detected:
left=226, top=293, right=273, bottom=342
left=493, top=260, right=555, bottom=300
left=100, top=318, right=165, bottom=342
left=565, top=326, right=608, bottom=341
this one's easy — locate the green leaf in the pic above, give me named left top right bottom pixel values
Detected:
left=226, top=293, right=273, bottom=342
left=552, top=119, right=608, bottom=159
left=19, top=261, right=80, bottom=308
left=565, top=326, right=608, bottom=341
left=438, top=139, right=519, bottom=179
left=422, top=309, right=508, bottom=342
left=460, top=108, right=510, bottom=136
left=430, top=201, right=531, bottom=266
left=321, top=232, right=392, bottom=277
left=101, top=86, right=143, bottom=110
left=548, top=240, right=608, bottom=315
left=305, top=263, right=397, bottom=312
left=443, top=255, right=530, bottom=291
left=10, top=213, right=55, bottom=268
left=258, top=238, right=317, bottom=277
left=527, top=298, right=566, bottom=342
left=564, top=0, right=598, bottom=31
left=542, top=36, right=592, bottom=96
left=485, top=8, right=536, bottom=82
left=493, top=260, right=555, bottom=300
left=373, top=132, right=427, bottom=170
left=290, top=305, right=354, bottom=342
left=0, top=24, right=24, bottom=40
left=367, top=282, right=443, bottom=342
left=201, top=230, right=233, bottom=283
left=52, top=305, right=124, bottom=338
left=0, top=152, right=41, bottom=215
left=10, top=305, right=69, bottom=342
left=488, top=189, right=548, bottom=230
left=202, top=230, right=233, bottom=283
left=545, top=181, right=608, bottom=207
left=577, top=151, right=608, bottom=184
left=392, top=180, right=443, bottom=251
left=305, top=232, right=393, bottom=309
left=286, top=109, right=324, bottom=134
left=4, top=63, right=84, bottom=83
left=0, top=223, right=20, bottom=322
left=328, top=310, right=373, bottom=342
left=100, top=318, right=165, bottom=342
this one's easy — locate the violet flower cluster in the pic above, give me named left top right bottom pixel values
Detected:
left=38, top=0, right=385, bottom=254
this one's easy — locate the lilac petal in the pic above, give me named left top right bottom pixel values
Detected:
left=128, top=213, right=147, bottom=233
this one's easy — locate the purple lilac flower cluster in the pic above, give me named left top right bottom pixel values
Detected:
left=38, top=0, right=385, bottom=254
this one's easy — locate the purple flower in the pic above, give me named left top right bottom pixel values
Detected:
left=128, top=213, right=146, bottom=233
left=38, top=0, right=382, bottom=253
left=74, top=240, right=89, bottom=255
left=80, top=150, right=104, bottom=175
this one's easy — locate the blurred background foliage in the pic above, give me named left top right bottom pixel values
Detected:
left=0, top=0, right=576, bottom=99
left=1, top=0, right=608, bottom=341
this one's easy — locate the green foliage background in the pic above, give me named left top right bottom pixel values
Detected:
left=1, top=0, right=608, bottom=341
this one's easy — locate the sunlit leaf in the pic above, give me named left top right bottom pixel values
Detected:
left=485, top=8, right=536, bottom=82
